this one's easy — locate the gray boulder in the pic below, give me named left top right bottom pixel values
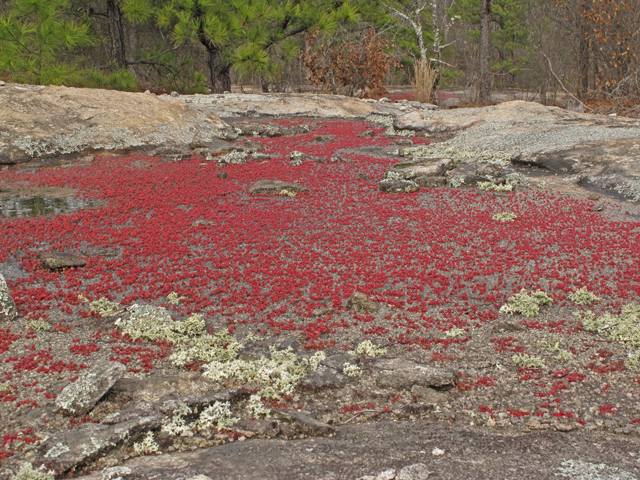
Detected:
left=378, top=179, right=419, bottom=193
left=387, top=159, right=454, bottom=179
left=38, top=251, right=87, bottom=270
left=56, top=360, right=126, bottom=416
left=0, top=273, right=17, bottom=321
left=372, top=358, right=455, bottom=390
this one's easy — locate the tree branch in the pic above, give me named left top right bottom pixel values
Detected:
left=541, top=51, right=595, bottom=113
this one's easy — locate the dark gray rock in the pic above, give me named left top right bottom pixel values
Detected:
left=289, top=151, right=323, bottom=166
left=346, top=292, right=379, bottom=312
left=395, top=138, right=413, bottom=146
left=414, top=176, right=447, bottom=188
left=378, top=179, right=419, bottom=193
left=372, top=358, right=455, bottom=390
left=217, top=170, right=228, bottom=179
left=35, top=414, right=163, bottom=475
left=275, top=410, right=335, bottom=436
left=298, top=365, right=350, bottom=391
left=38, top=251, right=87, bottom=270
left=410, top=385, right=449, bottom=404
left=249, top=180, right=307, bottom=195
left=450, top=174, right=492, bottom=188
left=357, top=173, right=371, bottom=181
left=314, top=135, right=335, bottom=142
left=321, top=354, right=360, bottom=372
left=397, top=463, right=430, bottom=480
left=56, top=360, right=126, bottom=416
left=235, top=419, right=280, bottom=437
left=80, top=247, right=120, bottom=258
left=0, top=272, right=18, bottom=321
left=475, top=163, right=503, bottom=177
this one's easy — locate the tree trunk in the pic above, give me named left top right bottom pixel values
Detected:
left=479, top=0, right=492, bottom=104
left=107, top=0, right=127, bottom=69
left=207, top=46, right=231, bottom=93
left=578, top=0, right=589, bottom=99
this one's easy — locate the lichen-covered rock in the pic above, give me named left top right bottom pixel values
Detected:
left=56, top=360, right=126, bottom=416
left=0, top=273, right=17, bottom=321
left=372, top=358, right=455, bottom=390
left=378, top=179, right=419, bottom=193
left=346, top=292, right=379, bottom=312
left=249, top=180, right=307, bottom=195
left=38, top=251, right=87, bottom=270
left=289, top=151, right=324, bottom=166
left=35, top=415, right=163, bottom=475
left=387, top=159, right=454, bottom=179
left=298, top=365, right=350, bottom=391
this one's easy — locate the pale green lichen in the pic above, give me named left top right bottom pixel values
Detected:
left=43, top=442, right=70, bottom=458
left=569, top=287, right=601, bottom=306
left=247, top=395, right=272, bottom=418
left=626, top=351, right=640, bottom=370
left=538, top=336, right=560, bottom=353
left=407, top=143, right=512, bottom=166
left=195, top=401, right=239, bottom=431
left=492, top=212, right=518, bottom=222
left=279, top=189, right=297, bottom=197
left=90, top=297, right=120, bottom=317
left=132, top=432, right=159, bottom=455
left=505, top=172, right=530, bottom=186
left=55, top=372, right=99, bottom=414
left=0, top=382, right=12, bottom=392
left=499, top=289, right=553, bottom=317
left=117, top=305, right=204, bottom=343
left=581, top=303, right=640, bottom=347
left=444, top=328, right=466, bottom=338
left=447, top=174, right=465, bottom=188
left=203, top=348, right=325, bottom=396
left=512, top=353, right=546, bottom=369
left=355, top=340, right=387, bottom=357
left=12, top=463, right=54, bottom=480
left=555, top=350, right=574, bottom=363
left=161, top=403, right=194, bottom=437
left=478, top=182, right=514, bottom=192
left=170, top=327, right=244, bottom=367
left=25, top=319, right=51, bottom=331
left=166, top=292, right=185, bottom=305
left=343, top=363, right=363, bottom=377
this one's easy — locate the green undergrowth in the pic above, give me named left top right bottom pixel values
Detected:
left=499, top=289, right=553, bottom=317
left=579, top=303, right=640, bottom=348
left=569, top=287, right=601, bottom=306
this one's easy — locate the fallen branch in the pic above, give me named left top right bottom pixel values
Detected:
left=540, top=52, right=595, bottom=113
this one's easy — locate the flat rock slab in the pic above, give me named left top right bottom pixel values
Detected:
left=0, top=85, right=227, bottom=164
left=371, top=358, right=455, bottom=390
left=56, top=360, right=126, bottom=416
left=298, top=365, right=350, bottom=391
left=73, top=420, right=640, bottom=480
left=38, top=251, right=87, bottom=270
left=0, top=273, right=17, bottom=321
left=249, top=180, right=307, bottom=195
left=35, top=414, right=163, bottom=475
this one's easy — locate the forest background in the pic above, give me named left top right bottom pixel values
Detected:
left=0, top=0, right=638, bottom=115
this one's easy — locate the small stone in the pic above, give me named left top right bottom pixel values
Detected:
left=591, top=202, right=604, bottom=212
left=234, top=419, right=279, bottom=437
left=554, top=421, right=577, bottom=432
left=0, top=81, right=5, bottom=86
left=346, top=292, right=379, bottom=312
left=378, top=179, right=419, bottom=193
left=431, top=447, right=445, bottom=456
left=395, top=138, right=413, bottom=146
left=249, top=180, right=307, bottom=195
left=378, top=97, right=391, bottom=103
left=102, top=466, right=134, bottom=480
left=486, top=418, right=496, bottom=427
left=357, top=173, right=371, bottom=181
left=144, top=90, right=151, bottom=94
left=217, top=170, right=228, bottom=179
left=0, top=273, right=18, bottom=321
left=411, top=385, right=447, bottom=404
left=373, top=358, right=455, bottom=390
left=291, top=411, right=335, bottom=436
left=397, top=463, right=430, bottom=480
left=170, top=91, right=179, bottom=97
left=38, top=251, right=87, bottom=270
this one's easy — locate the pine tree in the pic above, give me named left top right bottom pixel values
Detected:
left=0, top=0, right=93, bottom=85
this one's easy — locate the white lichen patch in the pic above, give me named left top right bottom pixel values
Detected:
left=102, top=466, right=133, bottom=480
left=217, top=150, right=249, bottom=164
left=444, top=328, right=465, bottom=338
left=555, top=459, right=636, bottom=480
left=90, top=297, right=121, bottom=317
left=0, top=382, right=13, bottom=392
left=203, top=347, right=325, bottom=396
left=81, top=436, right=115, bottom=457
left=169, top=327, right=243, bottom=367
left=279, top=189, right=297, bottom=197
left=478, top=182, right=514, bottom=192
left=343, top=363, right=363, bottom=377
left=512, top=353, right=546, bottom=369
left=447, top=174, right=465, bottom=188
left=355, top=340, right=387, bottom=357
left=500, top=289, right=553, bottom=317
left=133, top=432, right=160, bottom=456
left=196, top=401, right=240, bottom=431
left=505, top=172, right=530, bottom=186
left=44, top=442, right=70, bottom=458
left=118, top=305, right=205, bottom=343
left=492, top=212, right=518, bottom=222
left=13, top=462, right=54, bottom=480
left=161, top=403, right=194, bottom=437
left=569, top=287, right=601, bottom=306
left=580, top=303, right=640, bottom=347
left=247, top=395, right=272, bottom=418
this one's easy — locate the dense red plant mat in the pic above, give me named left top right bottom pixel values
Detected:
left=1, top=120, right=639, bottom=333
